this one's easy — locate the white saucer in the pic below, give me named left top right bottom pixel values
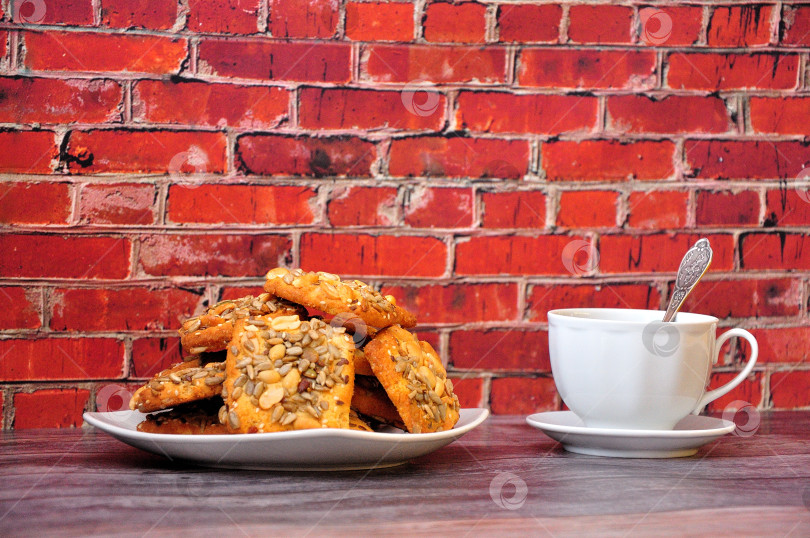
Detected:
left=525, top=411, right=736, bottom=458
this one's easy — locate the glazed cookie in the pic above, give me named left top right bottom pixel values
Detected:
left=264, top=268, right=416, bottom=329
left=179, top=293, right=306, bottom=354
left=363, top=325, right=460, bottom=434
left=137, top=399, right=229, bottom=435
left=351, top=375, right=404, bottom=429
left=129, top=359, right=226, bottom=413
left=221, top=314, right=355, bottom=433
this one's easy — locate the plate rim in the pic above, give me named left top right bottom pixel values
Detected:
left=84, top=407, right=489, bottom=444
left=525, top=410, right=735, bottom=439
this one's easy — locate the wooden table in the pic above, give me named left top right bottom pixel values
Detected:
left=1, top=412, right=809, bottom=536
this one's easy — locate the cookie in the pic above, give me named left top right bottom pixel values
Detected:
left=264, top=268, right=416, bottom=329
left=129, top=359, right=226, bottom=413
left=351, top=375, right=405, bottom=429
left=349, top=409, right=374, bottom=432
left=221, top=314, right=355, bottom=433
left=137, top=399, right=228, bottom=435
left=363, top=325, right=460, bottom=433
left=353, top=348, right=374, bottom=377
left=179, top=293, right=306, bottom=354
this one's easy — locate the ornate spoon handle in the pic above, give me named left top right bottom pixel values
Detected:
left=662, top=238, right=713, bottom=322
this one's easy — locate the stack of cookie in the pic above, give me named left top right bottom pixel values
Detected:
left=130, top=267, right=461, bottom=435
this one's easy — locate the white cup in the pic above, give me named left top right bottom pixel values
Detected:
left=548, top=308, right=758, bottom=430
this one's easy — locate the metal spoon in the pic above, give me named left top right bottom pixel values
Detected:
left=662, top=238, right=713, bottom=322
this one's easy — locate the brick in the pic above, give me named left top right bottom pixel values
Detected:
left=14, top=0, right=93, bottom=25
left=748, top=327, right=810, bottom=364
left=696, top=190, right=760, bottom=226
left=449, top=377, right=484, bottom=408
left=101, top=0, right=178, bottom=30
left=750, top=97, right=810, bottom=135
left=481, top=191, right=545, bottom=229
left=0, top=287, right=41, bottom=329
left=389, top=137, right=529, bottom=179
left=13, top=389, right=90, bottom=429
left=456, top=235, right=586, bottom=276
left=770, top=371, right=810, bottom=409
left=0, top=77, right=122, bottom=124
left=78, top=183, right=155, bottom=225
left=557, top=190, right=618, bottom=228
left=0, top=338, right=123, bottom=380
left=365, top=44, right=506, bottom=84
left=490, top=377, right=559, bottom=414
left=168, top=185, right=317, bottom=225
left=519, top=50, right=656, bottom=89
left=23, top=31, right=187, bottom=74
left=188, top=0, right=260, bottom=34
left=0, top=182, right=71, bottom=225
left=299, top=88, right=444, bottom=130
left=383, top=283, right=519, bottom=324
left=133, top=80, right=288, bottom=129
left=740, top=232, right=810, bottom=271
left=237, top=135, right=376, bottom=177
left=781, top=5, right=810, bottom=45
left=680, top=277, right=801, bottom=319
left=424, top=2, right=486, bottom=43
left=0, top=130, right=57, bottom=174
left=139, top=234, right=292, bottom=277
left=0, top=31, right=6, bottom=61
left=50, top=287, right=204, bottom=332
left=198, top=39, right=350, bottom=82
left=704, top=371, right=763, bottom=412
left=65, top=130, right=227, bottom=175
left=568, top=4, right=633, bottom=44
left=456, top=92, right=597, bottom=135
left=707, top=5, right=774, bottom=47
left=686, top=141, right=810, bottom=180
left=269, top=0, right=339, bottom=38
left=451, top=330, right=550, bottom=371
left=600, top=233, right=735, bottom=274
left=300, top=233, right=446, bottom=277
left=764, top=189, right=810, bottom=227
left=607, top=95, right=731, bottom=134
left=543, top=140, right=676, bottom=181
left=528, top=283, right=661, bottom=322
left=220, top=286, right=266, bottom=301
left=327, top=187, right=398, bottom=226
left=627, top=190, right=688, bottom=229
left=346, top=2, right=413, bottom=41
left=498, top=4, right=561, bottom=43
left=667, top=53, right=799, bottom=90
left=404, top=187, right=472, bottom=228
left=639, top=6, right=702, bottom=46
left=0, top=234, right=131, bottom=279
left=131, top=337, right=184, bottom=378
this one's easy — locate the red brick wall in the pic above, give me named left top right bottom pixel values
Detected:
left=1, top=1, right=808, bottom=428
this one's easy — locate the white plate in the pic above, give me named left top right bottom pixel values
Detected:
left=84, top=408, right=488, bottom=471
left=525, top=411, right=736, bottom=458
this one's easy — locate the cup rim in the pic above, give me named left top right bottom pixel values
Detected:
left=547, top=307, right=718, bottom=326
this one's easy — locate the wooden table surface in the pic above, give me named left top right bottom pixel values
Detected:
left=1, top=412, right=809, bottom=536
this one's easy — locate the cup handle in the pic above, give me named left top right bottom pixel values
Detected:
left=693, top=328, right=758, bottom=414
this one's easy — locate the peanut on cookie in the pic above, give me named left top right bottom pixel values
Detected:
left=129, top=358, right=226, bottom=413
left=363, top=325, right=460, bottom=434
left=221, top=314, right=355, bottom=433
left=179, top=293, right=306, bottom=355
left=263, top=268, right=416, bottom=329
